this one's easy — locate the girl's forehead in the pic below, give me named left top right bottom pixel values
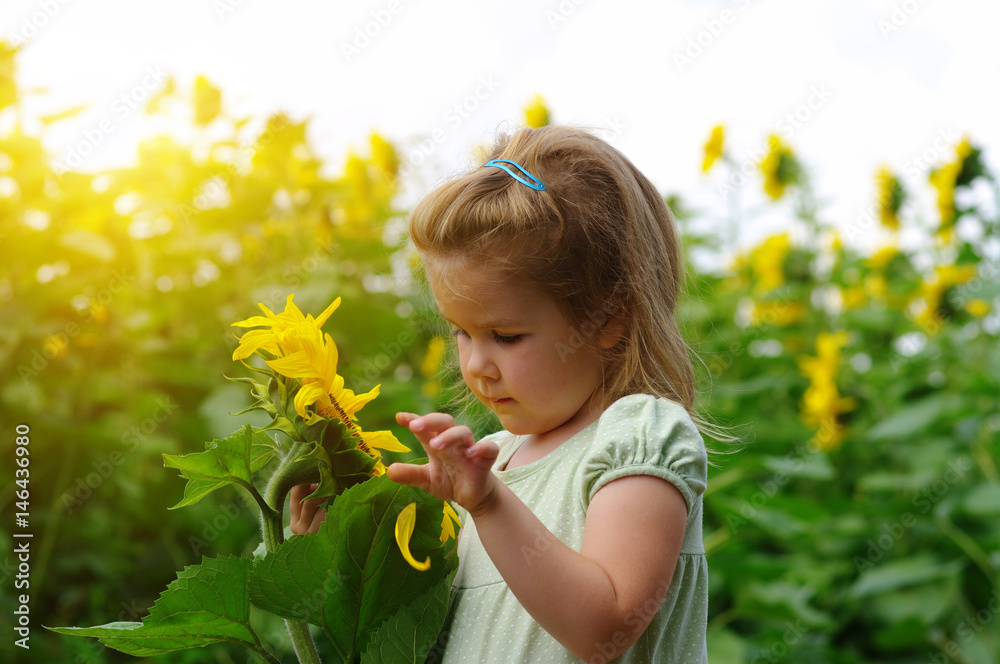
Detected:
left=427, top=255, right=511, bottom=296
left=425, top=258, right=553, bottom=320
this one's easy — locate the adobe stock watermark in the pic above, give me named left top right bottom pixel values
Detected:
left=422, top=627, right=452, bottom=664
left=519, top=525, right=561, bottom=567
left=775, top=84, right=833, bottom=139
left=949, top=260, right=1000, bottom=313
left=673, top=0, right=753, bottom=73
left=556, top=288, right=627, bottom=362
left=591, top=116, right=629, bottom=144
left=396, top=74, right=501, bottom=180
left=188, top=494, right=256, bottom=555
left=213, top=0, right=247, bottom=20
left=60, top=397, right=180, bottom=514
left=877, top=0, right=931, bottom=41
left=747, top=620, right=806, bottom=664
left=283, top=566, right=351, bottom=622
left=842, top=128, right=960, bottom=244
left=927, top=589, right=1000, bottom=663
left=347, top=314, right=438, bottom=387
left=241, top=626, right=292, bottom=664
left=5, top=0, right=72, bottom=47
left=708, top=289, right=796, bottom=376
left=340, top=0, right=407, bottom=63
left=723, top=415, right=855, bottom=535
left=901, top=126, right=961, bottom=181
left=52, top=65, right=168, bottom=175
left=18, top=268, right=136, bottom=383
left=716, top=84, right=832, bottom=201
left=852, top=458, right=971, bottom=573
left=587, top=579, right=670, bottom=663
left=175, top=114, right=290, bottom=223
left=544, top=0, right=589, bottom=29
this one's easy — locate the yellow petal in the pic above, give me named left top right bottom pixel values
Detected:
left=292, top=382, right=328, bottom=420
left=329, top=377, right=379, bottom=420
left=267, top=351, right=321, bottom=379
left=362, top=429, right=410, bottom=453
left=312, top=297, right=342, bottom=328
left=440, top=502, right=461, bottom=544
left=231, top=314, right=279, bottom=329
left=395, top=503, right=431, bottom=571
left=232, top=329, right=278, bottom=360
left=276, top=294, right=305, bottom=322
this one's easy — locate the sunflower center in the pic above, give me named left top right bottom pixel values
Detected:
left=318, top=396, right=373, bottom=455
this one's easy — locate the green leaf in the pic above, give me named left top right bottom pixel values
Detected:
left=737, top=581, right=832, bottom=628
left=867, top=580, right=955, bottom=626
left=849, top=554, right=964, bottom=598
left=249, top=476, right=457, bottom=662
left=163, top=424, right=275, bottom=509
left=963, top=483, right=1000, bottom=515
left=360, top=567, right=456, bottom=664
left=761, top=452, right=834, bottom=480
left=46, top=556, right=263, bottom=657
left=706, top=626, right=747, bottom=664
left=865, top=394, right=962, bottom=441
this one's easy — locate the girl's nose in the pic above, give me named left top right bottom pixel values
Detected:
left=465, top=342, right=498, bottom=380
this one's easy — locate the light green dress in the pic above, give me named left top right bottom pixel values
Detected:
left=438, top=394, right=709, bottom=664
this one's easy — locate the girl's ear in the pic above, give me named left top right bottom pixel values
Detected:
left=597, top=312, right=627, bottom=349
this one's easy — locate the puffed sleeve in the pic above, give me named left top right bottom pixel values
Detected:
left=581, top=394, right=708, bottom=518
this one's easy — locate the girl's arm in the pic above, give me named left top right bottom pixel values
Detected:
left=387, top=412, right=688, bottom=661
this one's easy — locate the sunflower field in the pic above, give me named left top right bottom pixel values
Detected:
left=1, top=40, right=998, bottom=664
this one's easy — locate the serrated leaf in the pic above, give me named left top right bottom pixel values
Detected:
left=163, top=424, right=275, bottom=508
left=360, top=567, right=456, bottom=664
left=47, top=556, right=263, bottom=657
left=249, top=476, right=457, bottom=662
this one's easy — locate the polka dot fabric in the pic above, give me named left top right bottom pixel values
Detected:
left=437, top=394, right=709, bottom=663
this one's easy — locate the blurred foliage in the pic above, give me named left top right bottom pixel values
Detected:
left=0, top=44, right=443, bottom=664
left=1, top=43, right=998, bottom=663
left=696, top=124, right=999, bottom=663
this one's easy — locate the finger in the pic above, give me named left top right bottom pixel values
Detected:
left=409, top=413, right=458, bottom=441
left=308, top=504, right=327, bottom=533
left=291, top=496, right=326, bottom=535
left=289, top=483, right=317, bottom=522
left=386, top=462, right=431, bottom=491
left=429, top=425, right=476, bottom=452
left=468, top=437, right=500, bottom=463
left=395, top=412, right=418, bottom=426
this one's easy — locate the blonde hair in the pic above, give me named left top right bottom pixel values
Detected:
left=410, top=125, right=714, bottom=436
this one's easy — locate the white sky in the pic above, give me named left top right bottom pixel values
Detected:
left=3, top=0, right=999, bottom=261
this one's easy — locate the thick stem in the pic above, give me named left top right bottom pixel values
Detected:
left=262, top=441, right=323, bottom=664
left=284, top=619, right=322, bottom=664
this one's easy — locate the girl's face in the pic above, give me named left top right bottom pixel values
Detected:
left=428, top=257, right=606, bottom=441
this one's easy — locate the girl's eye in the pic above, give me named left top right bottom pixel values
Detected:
left=493, top=332, right=521, bottom=345
left=450, top=328, right=469, bottom=339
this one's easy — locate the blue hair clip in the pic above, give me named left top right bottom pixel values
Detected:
left=483, top=159, right=546, bottom=191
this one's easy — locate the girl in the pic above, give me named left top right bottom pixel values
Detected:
left=292, top=125, right=709, bottom=663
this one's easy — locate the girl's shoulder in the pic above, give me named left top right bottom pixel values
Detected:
left=583, top=393, right=708, bottom=512
left=597, top=393, right=701, bottom=437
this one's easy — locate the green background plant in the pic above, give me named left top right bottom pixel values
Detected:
left=1, top=41, right=998, bottom=663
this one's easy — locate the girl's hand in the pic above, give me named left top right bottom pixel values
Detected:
left=387, top=412, right=501, bottom=516
left=289, top=483, right=327, bottom=535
